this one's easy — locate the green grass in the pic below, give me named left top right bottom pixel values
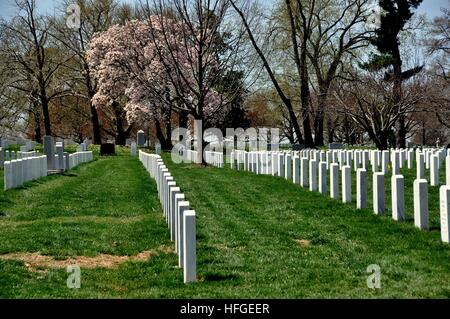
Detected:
left=0, top=151, right=449, bottom=298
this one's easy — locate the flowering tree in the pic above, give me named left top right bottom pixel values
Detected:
left=86, top=12, right=233, bottom=149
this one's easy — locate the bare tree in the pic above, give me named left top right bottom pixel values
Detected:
left=231, top=0, right=371, bottom=147
left=0, top=0, right=73, bottom=137
left=139, top=0, right=252, bottom=162
left=50, top=0, right=128, bottom=144
left=334, top=69, right=422, bottom=149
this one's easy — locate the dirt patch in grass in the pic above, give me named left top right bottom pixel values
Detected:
left=295, top=239, right=311, bottom=247
left=0, top=245, right=174, bottom=269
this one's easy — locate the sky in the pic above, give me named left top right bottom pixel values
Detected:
left=0, top=0, right=448, bottom=20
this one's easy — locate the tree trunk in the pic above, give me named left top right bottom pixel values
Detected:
left=314, top=89, right=328, bottom=147
left=113, top=102, right=127, bottom=145
left=392, top=46, right=405, bottom=148
left=154, top=117, right=173, bottom=150
left=40, top=93, right=52, bottom=136
left=34, top=115, right=42, bottom=143
left=83, top=59, right=102, bottom=144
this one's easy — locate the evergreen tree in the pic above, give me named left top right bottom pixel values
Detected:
left=363, top=0, right=424, bottom=148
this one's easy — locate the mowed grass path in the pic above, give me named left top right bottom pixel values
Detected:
left=0, top=152, right=449, bottom=298
left=0, top=154, right=175, bottom=298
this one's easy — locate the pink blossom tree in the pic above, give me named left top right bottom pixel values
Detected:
left=86, top=16, right=227, bottom=148
left=87, top=0, right=250, bottom=156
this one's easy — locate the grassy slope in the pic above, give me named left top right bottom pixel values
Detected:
left=0, top=151, right=449, bottom=298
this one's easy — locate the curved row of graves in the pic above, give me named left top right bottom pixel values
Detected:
left=138, top=150, right=197, bottom=283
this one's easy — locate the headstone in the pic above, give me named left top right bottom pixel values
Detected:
left=170, top=186, right=181, bottom=241
left=407, top=149, right=414, bottom=169
left=277, top=153, right=284, bottom=178
left=362, top=151, right=369, bottom=170
left=155, top=144, right=162, bottom=155
left=319, top=162, right=327, bottom=195
left=43, top=136, right=55, bottom=170
left=430, top=154, right=440, bottom=186
left=440, top=185, right=450, bottom=243
left=137, top=130, right=146, bottom=146
left=391, top=175, right=405, bottom=221
left=177, top=201, right=190, bottom=268
left=174, top=193, right=185, bottom=253
left=270, top=153, right=276, bottom=176
left=55, top=142, right=64, bottom=172
left=64, top=152, right=69, bottom=171
left=309, top=159, right=318, bottom=191
left=100, top=143, right=116, bottom=156
left=330, top=163, right=339, bottom=199
left=346, top=151, right=352, bottom=170
left=183, top=210, right=197, bottom=283
left=300, top=157, right=309, bottom=187
left=4, top=161, right=12, bottom=190
left=131, top=142, right=137, bottom=157
left=285, top=154, right=292, bottom=180
left=382, top=150, right=389, bottom=174
left=341, top=165, right=351, bottom=203
left=417, top=153, right=425, bottom=179
left=392, top=151, right=400, bottom=175
left=414, top=179, right=429, bottom=230
left=373, top=172, right=385, bottom=215
left=293, top=156, right=300, bottom=184
left=356, top=168, right=367, bottom=209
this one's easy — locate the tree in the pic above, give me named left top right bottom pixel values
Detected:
left=363, top=0, right=424, bottom=148
left=334, top=68, right=422, bottom=149
left=231, top=0, right=372, bottom=147
left=50, top=0, right=131, bottom=144
left=0, top=0, right=73, bottom=137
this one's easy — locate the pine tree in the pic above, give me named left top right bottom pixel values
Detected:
left=363, top=0, right=424, bottom=148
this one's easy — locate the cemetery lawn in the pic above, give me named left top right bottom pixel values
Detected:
left=0, top=152, right=449, bottom=298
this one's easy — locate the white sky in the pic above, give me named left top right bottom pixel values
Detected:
left=0, top=0, right=448, bottom=20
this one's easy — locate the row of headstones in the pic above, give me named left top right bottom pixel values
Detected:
left=68, top=152, right=94, bottom=170
left=1, top=149, right=40, bottom=168
left=204, top=151, right=224, bottom=167
left=138, top=151, right=197, bottom=283
left=230, top=150, right=450, bottom=244
left=130, top=142, right=161, bottom=157
left=3, top=151, right=94, bottom=191
left=0, top=138, right=36, bottom=150
left=178, top=149, right=224, bottom=167
left=3, top=155, right=47, bottom=190
left=231, top=148, right=450, bottom=185
left=44, top=136, right=88, bottom=171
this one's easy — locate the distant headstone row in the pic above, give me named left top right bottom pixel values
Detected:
left=0, top=137, right=37, bottom=150
left=228, top=148, right=450, bottom=244
left=139, top=151, right=197, bottom=283
left=43, top=136, right=91, bottom=172
left=3, top=155, right=47, bottom=190
left=4, top=136, right=94, bottom=190
left=180, top=149, right=224, bottom=167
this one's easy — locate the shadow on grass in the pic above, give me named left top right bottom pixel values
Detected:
left=62, top=173, right=78, bottom=177
left=203, top=272, right=239, bottom=282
